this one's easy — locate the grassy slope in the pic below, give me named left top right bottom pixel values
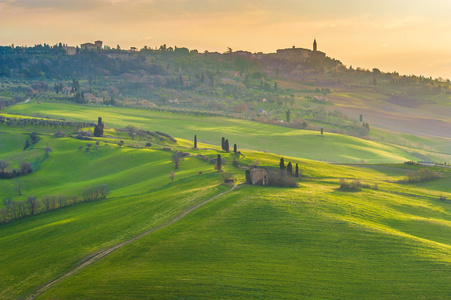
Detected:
left=1, top=104, right=450, bottom=299
left=0, top=131, right=211, bottom=201
left=6, top=101, right=420, bottom=163
left=0, top=128, right=232, bottom=299
left=38, top=160, right=451, bottom=299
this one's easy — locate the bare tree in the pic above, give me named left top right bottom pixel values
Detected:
left=169, top=171, right=176, bottom=182
left=125, top=125, right=138, bottom=140
left=14, top=201, right=28, bottom=219
left=58, top=195, right=67, bottom=208
left=41, top=195, right=56, bottom=211
left=27, top=196, right=40, bottom=216
left=138, top=129, right=147, bottom=141
left=44, top=144, right=53, bottom=157
left=3, top=198, right=13, bottom=213
left=0, top=160, right=9, bottom=172
left=14, top=180, right=24, bottom=195
left=171, top=152, right=184, bottom=169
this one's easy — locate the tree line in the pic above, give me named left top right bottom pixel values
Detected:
left=0, top=184, right=109, bottom=225
left=0, top=115, right=95, bottom=129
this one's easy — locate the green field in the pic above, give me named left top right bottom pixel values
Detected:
left=39, top=183, right=451, bottom=299
left=5, top=102, right=431, bottom=164
left=1, top=102, right=450, bottom=299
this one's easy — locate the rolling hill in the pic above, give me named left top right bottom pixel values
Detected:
left=0, top=102, right=450, bottom=299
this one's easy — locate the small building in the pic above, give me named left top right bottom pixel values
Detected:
left=63, top=46, right=76, bottom=55
left=418, top=161, right=435, bottom=166
left=250, top=168, right=268, bottom=186
left=81, top=40, right=102, bottom=51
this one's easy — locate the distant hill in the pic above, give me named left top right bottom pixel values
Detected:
left=0, top=43, right=450, bottom=153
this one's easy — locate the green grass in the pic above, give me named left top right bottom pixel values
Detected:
left=0, top=164, right=228, bottom=299
left=38, top=180, right=451, bottom=299
left=0, top=103, right=450, bottom=299
left=5, top=102, right=423, bottom=163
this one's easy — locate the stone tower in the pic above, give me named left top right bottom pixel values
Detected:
left=313, top=39, right=317, bottom=52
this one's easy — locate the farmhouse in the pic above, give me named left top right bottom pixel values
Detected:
left=250, top=168, right=268, bottom=185
left=81, top=40, right=103, bottom=50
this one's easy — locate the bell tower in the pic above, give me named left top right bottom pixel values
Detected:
left=313, top=39, right=317, bottom=52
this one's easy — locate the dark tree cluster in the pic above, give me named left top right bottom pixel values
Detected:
left=154, top=131, right=177, bottom=143
left=0, top=45, right=168, bottom=79
left=279, top=158, right=301, bottom=178
left=73, top=91, right=86, bottom=103
left=0, top=160, right=33, bottom=179
left=221, top=137, right=232, bottom=152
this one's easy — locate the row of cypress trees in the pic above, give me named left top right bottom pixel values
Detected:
left=193, top=135, right=238, bottom=155
left=279, top=158, right=300, bottom=178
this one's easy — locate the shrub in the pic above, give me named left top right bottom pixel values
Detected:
left=53, top=131, right=66, bottom=138
left=338, top=178, right=361, bottom=191
left=30, top=132, right=40, bottom=144
left=266, top=169, right=298, bottom=187
left=406, top=169, right=441, bottom=183
left=221, top=171, right=236, bottom=183
left=20, top=162, right=33, bottom=174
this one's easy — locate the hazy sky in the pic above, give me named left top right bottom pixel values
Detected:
left=1, top=0, right=450, bottom=79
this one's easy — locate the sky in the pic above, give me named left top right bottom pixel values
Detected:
left=1, top=0, right=450, bottom=79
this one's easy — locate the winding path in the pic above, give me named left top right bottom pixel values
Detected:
left=27, top=183, right=242, bottom=300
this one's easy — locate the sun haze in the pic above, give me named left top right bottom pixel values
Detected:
left=0, top=0, right=450, bottom=78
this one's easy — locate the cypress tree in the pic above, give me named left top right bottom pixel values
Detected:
left=194, top=135, right=197, bottom=149
left=93, top=117, right=104, bottom=137
left=295, top=163, right=299, bottom=178
left=245, top=169, right=251, bottom=184
left=221, top=137, right=225, bottom=150
left=287, top=162, right=293, bottom=175
left=321, top=128, right=324, bottom=135
left=234, top=144, right=237, bottom=154
left=279, top=158, right=285, bottom=170
left=216, top=154, right=222, bottom=171
left=225, top=139, right=229, bottom=152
